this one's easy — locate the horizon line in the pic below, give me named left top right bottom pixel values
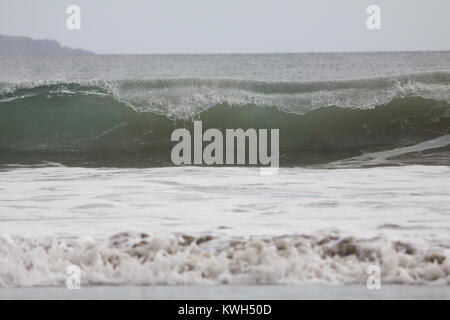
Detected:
left=3, top=33, right=450, bottom=56
left=91, top=49, right=450, bottom=55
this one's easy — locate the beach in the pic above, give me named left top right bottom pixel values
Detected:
left=2, top=285, right=450, bottom=300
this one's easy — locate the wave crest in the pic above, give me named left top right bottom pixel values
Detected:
left=2, top=71, right=450, bottom=116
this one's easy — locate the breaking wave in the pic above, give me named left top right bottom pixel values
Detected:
left=0, top=74, right=450, bottom=167
left=1, top=232, right=449, bottom=287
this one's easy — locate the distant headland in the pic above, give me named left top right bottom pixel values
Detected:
left=0, top=34, right=94, bottom=55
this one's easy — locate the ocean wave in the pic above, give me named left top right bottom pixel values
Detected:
left=0, top=75, right=449, bottom=167
left=0, top=231, right=449, bottom=287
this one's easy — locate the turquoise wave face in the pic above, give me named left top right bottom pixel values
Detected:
left=0, top=82, right=449, bottom=167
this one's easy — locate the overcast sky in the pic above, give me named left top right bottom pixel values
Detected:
left=0, top=0, right=449, bottom=54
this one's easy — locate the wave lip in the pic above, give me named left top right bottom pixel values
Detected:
left=3, top=71, right=450, bottom=115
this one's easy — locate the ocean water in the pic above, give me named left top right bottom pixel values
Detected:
left=0, top=53, right=449, bottom=288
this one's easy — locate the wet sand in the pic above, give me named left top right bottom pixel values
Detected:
left=1, top=285, right=449, bottom=300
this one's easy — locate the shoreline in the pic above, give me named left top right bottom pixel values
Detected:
left=1, top=285, right=450, bottom=300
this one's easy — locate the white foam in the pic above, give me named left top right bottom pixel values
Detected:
left=332, top=135, right=450, bottom=167
left=0, top=232, right=449, bottom=287
left=1, top=165, right=450, bottom=287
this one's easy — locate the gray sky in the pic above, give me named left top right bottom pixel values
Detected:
left=0, top=0, right=449, bottom=54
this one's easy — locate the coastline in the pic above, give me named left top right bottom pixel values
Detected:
left=1, top=285, right=450, bottom=300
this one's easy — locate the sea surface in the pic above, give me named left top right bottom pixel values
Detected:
left=0, top=53, right=449, bottom=288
